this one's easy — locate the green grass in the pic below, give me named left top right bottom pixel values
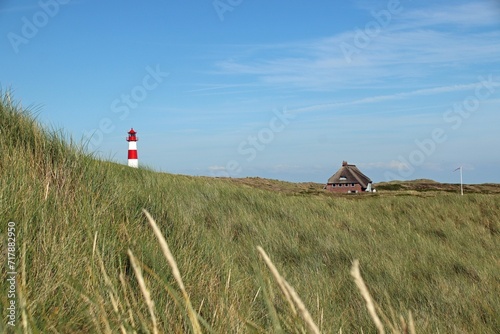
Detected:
left=1, top=92, right=499, bottom=333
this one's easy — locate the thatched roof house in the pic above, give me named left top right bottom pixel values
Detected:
left=325, top=161, right=373, bottom=193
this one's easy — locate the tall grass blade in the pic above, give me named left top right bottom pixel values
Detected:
left=127, top=249, right=158, bottom=334
left=257, top=246, right=320, bottom=334
left=142, top=209, right=202, bottom=334
left=350, top=260, right=385, bottom=334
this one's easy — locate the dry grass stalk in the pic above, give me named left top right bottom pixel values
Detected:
left=257, top=246, right=320, bottom=334
left=142, top=209, right=202, bottom=334
left=119, top=272, right=137, bottom=329
left=18, top=284, right=29, bottom=333
left=127, top=249, right=158, bottom=334
left=94, top=239, right=128, bottom=333
left=256, top=246, right=297, bottom=315
left=252, top=287, right=261, bottom=303
left=44, top=180, right=50, bottom=200
left=97, top=251, right=113, bottom=291
left=98, top=299, right=113, bottom=334
left=350, top=260, right=385, bottom=334
left=92, top=231, right=98, bottom=261
left=407, top=311, right=416, bottom=334
left=87, top=301, right=102, bottom=334
left=283, top=280, right=321, bottom=334
left=225, top=268, right=231, bottom=293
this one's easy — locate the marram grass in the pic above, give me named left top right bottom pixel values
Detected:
left=1, top=92, right=500, bottom=333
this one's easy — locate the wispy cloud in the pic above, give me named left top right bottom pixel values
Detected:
left=208, top=165, right=226, bottom=172
left=0, top=0, right=83, bottom=14
left=0, top=4, right=44, bottom=13
left=292, top=82, right=495, bottom=113
left=358, top=161, right=410, bottom=171
left=212, top=2, right=500, bottom=93
left=396, top=1, right=500, bottom=28
left=184, top=83, right=255, bottom=94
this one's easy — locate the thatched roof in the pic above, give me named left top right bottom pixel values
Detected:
left=327, top=161, right=372, bottom=188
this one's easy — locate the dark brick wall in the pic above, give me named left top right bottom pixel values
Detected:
left=325, top=183, right=363, bottom=193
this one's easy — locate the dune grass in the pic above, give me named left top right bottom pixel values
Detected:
left=1, top=92, right=499, bottom=333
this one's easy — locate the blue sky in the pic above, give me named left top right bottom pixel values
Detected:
left=2, top=0, right=500, bottom=184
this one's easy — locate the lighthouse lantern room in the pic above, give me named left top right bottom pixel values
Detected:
left=126, top=128, right=138, bottom=168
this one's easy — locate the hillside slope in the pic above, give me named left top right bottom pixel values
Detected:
left=1, top=94, right=499, bottom=333
left=219, top=177, right=500, bottom=196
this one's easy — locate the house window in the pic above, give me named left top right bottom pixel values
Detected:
left=340, top=176, right=347, bottom=181
left=351, top=183, right=355, bottom=187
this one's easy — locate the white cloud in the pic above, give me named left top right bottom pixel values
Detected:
left=208, top=165, right=227, bottom=172
left=397, top=1, right=500, bottom=28
left=358, top=161, right=410, bottom=171
left=212, top=2, right=500, bottom=93
left=292, top=81, right=495, bottom=113
left=422, top=162, right=445, bottom=172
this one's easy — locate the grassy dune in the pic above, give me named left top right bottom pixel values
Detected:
left=1, top=94, right=499, bottom=333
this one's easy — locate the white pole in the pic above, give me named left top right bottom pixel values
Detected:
left=460, top=166, right=463, bottom=196
left=454, top=166, right=463, bottom=196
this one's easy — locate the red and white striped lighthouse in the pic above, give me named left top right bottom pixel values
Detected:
left=126, top=128, right=138, bottom=168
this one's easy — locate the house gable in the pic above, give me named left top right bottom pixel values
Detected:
left=326, top=161, right=373, bottom=193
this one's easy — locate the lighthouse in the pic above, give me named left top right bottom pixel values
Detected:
left=126, top=128, right=138, bottom=168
